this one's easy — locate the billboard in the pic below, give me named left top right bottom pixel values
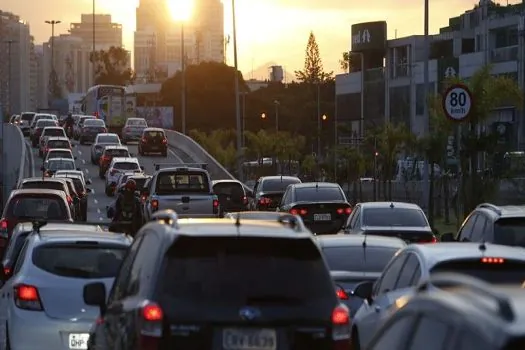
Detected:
left=351, top=21, right=387, bottom=52
left=136, top=106, right=174, bottom=129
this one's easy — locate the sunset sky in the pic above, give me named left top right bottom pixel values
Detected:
left=3, top=0, right=517, bottom=78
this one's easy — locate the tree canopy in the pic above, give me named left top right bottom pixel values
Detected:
left=295, top=32, right=333, bottom=83
left=90, top=46, right=135, bottom=86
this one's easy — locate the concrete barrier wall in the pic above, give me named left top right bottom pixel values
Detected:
left=2, top=124, right=26, bottom=205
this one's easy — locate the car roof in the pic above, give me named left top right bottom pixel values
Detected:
left=14, top=222, right=105, bottom=234
left=46, top=157, right=74, bottom=162
left=84, top=118, right=104, bottom=122
left=42, top=126, right=62, bottom=130
left=475, top=204, right=525, bottom=219
left=35, top=113, right=55, bottom=117
left=96, top=133, right=118, bottom=137
left=360, top=201, right=423, bottom=210
left=55, top=173, right=82, bottom=179
left=292, top=182, right=340, bottom=189
left=407, top=242, right=525, bottom=268
left=128, top=118, right=146, bottom=121
left=47, top=148, right=72, bottom=152
left=112, top=157, right=138, bottom=162
left=148, top=219, right=313, bottom=239
left=316, top=234, right=407, bottom=249
left=10, top=189, right=67, bottom=198
left=22, top=177, right=66, bottom=183
left=33, top=231, right=132, bottom=245
left=104, top=145, right=128, bottom=150
left=55, top=170, right=83, bottom=175
left=144, top=127, right=163, bottom=131
left=47, top=136, right=69, bottom=141
left=212, top=179, right=243, bottom=185
left=261, top=176, right=300, bottom=182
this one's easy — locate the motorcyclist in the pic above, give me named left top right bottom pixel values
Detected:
left=64, top=113, right=74, bottom=137
left=109, top=179, right=142, bottom=235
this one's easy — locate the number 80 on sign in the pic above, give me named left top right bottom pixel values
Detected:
left=442, top=84, right=473, bottom=122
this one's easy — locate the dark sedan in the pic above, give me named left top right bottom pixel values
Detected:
left=250, top=175, right=302, bottom=211
left=79, top=119, right=107, bottom=144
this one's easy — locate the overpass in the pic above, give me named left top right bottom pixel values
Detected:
left=4, top=125, right=242, bottom=221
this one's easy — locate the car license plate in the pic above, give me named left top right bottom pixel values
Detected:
left=222, top=328, right=276, bottom=350
left=68, top=333, right=89, bottom=349
left=314, top=213, right=331, bottom=221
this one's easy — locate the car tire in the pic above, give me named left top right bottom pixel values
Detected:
left=105, top=187, right=112, bottom=196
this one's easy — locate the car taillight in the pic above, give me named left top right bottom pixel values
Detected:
left=162, top=138, right=167, bottom=144
left=66, top=196, right=72, bottom=204
left=151, top=199, right=159, bottom=211
left=102, top=128, right=107, bottom=132
left=140, top=302, right=163, bottom=349
left=4, top=266, right=11, bottom=276
left=243, top=196, right=248, bottom=205
left=336, top=286, right=349, bottom=300
left=141, top=137, right=147, bottom=143
left=44, top=147, right=49, bottom=153
left=345, top=207, right=352, bottom=214
left=332, top=305, right=351, bottom=348
left=299, top=208, right=307, bottom=215
left=14, top=284, right=43, bottom=311
left=336, top=207, right=352, bottom=215
left=481, top=257, right=505, bottom=264
left=141, top=195, right=147, bottom=202
left=213, top=199, right=219, bottom=208
left=420, top=236, right=438, bottom=244
left=0, top=219, right=8, bottom=230
left=259, top=197, right=271, bottom=205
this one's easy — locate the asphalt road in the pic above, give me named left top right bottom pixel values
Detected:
left=23, top=138, right=189, bottom=222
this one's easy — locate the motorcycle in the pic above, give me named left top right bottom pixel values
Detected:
left=65, top=125, right=74, bottom=139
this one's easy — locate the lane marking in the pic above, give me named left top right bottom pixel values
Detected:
left=168, top=149, right=183, bottom=163
left=82, top=159, right=86, bottom=164
left=85, top=168, right=89, bottom=174
left=94, top=199, right=98, bottom=204
left=97, top=208, right=101, bottom=214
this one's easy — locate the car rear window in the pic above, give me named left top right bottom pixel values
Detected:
left=494, top=218, right=525, bottom=247
left=79, top=117, right=95, bottom=125
left=48, top=160, right=75, bottom=171
left=32, top=244, right=127, bottom=278
left=321, top=246, right=400, bottom=272
left=128, top=119, right=147, bottom=126
left=36, top=120, right=56, bottom=128
left=43, top=128, right=65, bottom=137
left=261, top=178, right=300, bottom=192
left=21, top=182, right=65, bottom=192
left=84, top=119, right=105, bottom=127
left=145, top=131, right=164, bottom=138
left=363, top=208, right=428, bottom=227
left=295, top=187, right=344, bottom=202
left=3, top=232, right=31, bottom=269
left=213, top=182, right=244, bottom=197
left=6, top=195, right=67, bottom=220
left=98, top=135, right=119, bottom=143
left=106, top=149, right=129, bottom=157
left=131, top=177, right=147, bottom=189
left=157, top=236, right=335, bottom=314
left=48, top=151, right=72, bottom=159
left=48, top=140, right=70, bottom=149
left=431, top=259, right=525, bottom=284
left=114, top=162, right=140, bottom=171
left=21, top=113, right=35, bottom=121
left=156, top=171, right=209, bottom=194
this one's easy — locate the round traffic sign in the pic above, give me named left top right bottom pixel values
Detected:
left=442, top=84, right=473, bottom=122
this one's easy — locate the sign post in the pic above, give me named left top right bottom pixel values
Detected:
left=442, top=83, right=473, bottom=225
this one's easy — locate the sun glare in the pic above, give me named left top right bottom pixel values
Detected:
left=167, top=0, right=194, bottom=21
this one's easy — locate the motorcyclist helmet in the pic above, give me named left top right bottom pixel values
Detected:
left=124, top=179, right=137, bottom=192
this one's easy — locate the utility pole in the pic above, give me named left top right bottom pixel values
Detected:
left=317, top=82, right=322, bottom=158
left=45, top=20, right=61, bottom=105
left=4, top=40, right=16, bottom=115
left=181, top=23, right=187, bottom=134
left=45, top=20, right=61, bottom=71
left=422, top=0, right=430, bottom=213
left=92, top=0, right=96, bottom=85
left=232, top=0, right=242, bottom=182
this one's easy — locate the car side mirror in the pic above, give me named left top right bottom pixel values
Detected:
left=76, top=168, right=81, bottom=171
left=74, top=156, right=77, bottom=160
left=83, top=282, right=107, bottom=315
left=129, top=153, right=134, bottom=157
left=86, top=179, right=92, bottom=185
left=353, top=281, right=374, bottom=303
left=440, top=232, right=456, bottom=242
left=86, top=188, right=92, bottom=193
left=140, top=166, right=145, bottom=171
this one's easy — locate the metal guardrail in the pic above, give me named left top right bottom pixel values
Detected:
left=3, top=124, right=26, bottom=205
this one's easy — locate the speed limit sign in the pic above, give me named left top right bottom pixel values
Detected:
left=442, top=84, right=473, bottom=122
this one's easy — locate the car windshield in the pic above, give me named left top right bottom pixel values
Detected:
left=98, top=135, right=119, bottom=144
left=295, top=187, right=344, bottom=202
left=7, top=195, right=67, bottom=220
left=43, top=129, right=65, bottom=137
left=106, top=149, right=129, bottom=157
left=80, top=117, right=95, bottom=125
left=431, top=259, right=525, bottom=284
left=321, top=245, right=400, bottom=272
left=145, top=131, right=164, bottom=138
left=48, top=151, right=72, bottom=159
left=156, top=171, right=209, bottom=194
left=158, top=236, right=335, bottom=314
left=21, top=181, right=65, bottom=192
left=363, top=208, right=428, bottom=227
left=48, top=140, right=70, bottom=149
left=32, top=244, right=127, bottom=278
left=261, top=178, right=301, bottom=192
left=56, top=177, right=84, bottom=193
left=494, top=218, right=525, bottom=247
left=213, top=182, right=244, bottom=197
left=21, top=113, right=35, bottom=121
left=128, top=119, right=147, bottom=126
left=48, top=160, right=75, bottom=171
left=114, top=162, right=139, bottom=171
left=84, top=119, right=105, bottom=127
left=37, top=120, right=56, bottom=128
left=131, top=177, right=147, bottom=189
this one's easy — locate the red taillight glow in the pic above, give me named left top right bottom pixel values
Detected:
left=141, top=137, right=147, bottom=143
left=103, top=128, right=107, bottom=132
left=299, top=208, right=307, bottom=215
left=336, top=287, right=349, bottom=300
left=141, top=195, right=147, bottom=202
left=481, top=257, right=505, bottom=264
left=290, top=209, right=298, bottom=215
left=430, top=236, right=438, bottom=243
left=162, top=138, right=167, bottom=144
left=0, top=219, right=8, bottom=230
left=213, top=199, right=219, bottom=208
left=337, top=208, right=344, bottom=214
left=332, top=306, right=350, bottom=325
left=4, top=267, right=10, bottom=276
left=337, top=207, right=352, bottom=215
left=14, top=284, right=43, bottom=311
left=142, top=303, right=163, bottom=321
left=420, top=236, right=438, bottom=244
left=66, top=196, right=72, bottom=203
left=243, top=196, right=248, bottom=205
left=151, top=199, right=159, bottom=209
left=259, top=197, right=271, bottom=205
left=345, top=207, right=352, bottom=215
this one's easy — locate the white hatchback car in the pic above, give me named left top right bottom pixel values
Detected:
left=44, top=148, right=76, bottom=163
left=104, top=157, right=143, bottom=196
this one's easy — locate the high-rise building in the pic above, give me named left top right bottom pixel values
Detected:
left=29, top=37, right=38, bottom=111
left=33, top=45, right=47, bottom=109
left=0, top=10, right=32, bottom=114
left=69, top=14, right=123, bottom=50
left=134, top=0, right=224, bottom=81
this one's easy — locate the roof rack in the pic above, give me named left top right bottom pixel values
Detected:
left=150, top=209, right=179, bottom=229
left=154, top=163, right=207, bottom=171
left=476, top=203, right=502, bottom=215
left=276, top=214, right=307, bottom=233
left=418, top=272, right=514, bottom=322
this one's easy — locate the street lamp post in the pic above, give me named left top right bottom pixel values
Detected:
left=92, top=0, right=96, bottom=84
left=273, top=100, right=279, bottom=132
left=181, top=22, right=187, bottom=134
left=232, top=0, right=243, bottom=182
left=317, top=82, right=322, bottom=158
left=422, top=0, right=430, bottom=213
left=4, top=40, right=15, bottom=115
left=241, top=92, right=247, bottom=147
left=45, top=20, right=61, bottom=72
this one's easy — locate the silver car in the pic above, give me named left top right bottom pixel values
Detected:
left=0, top=227, right=132, bottom=350
left=121, top=118, right=148, bottom=144
left=90, top=133, right=121, bottom=165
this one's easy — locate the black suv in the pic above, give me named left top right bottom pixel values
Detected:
left=84, top=210, right=351, bottom=350
left=138, top=127, right=168, bottom=157
left=366, top=273, right=525, bottom=350
left=441, top=203, right=525, bottom=247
